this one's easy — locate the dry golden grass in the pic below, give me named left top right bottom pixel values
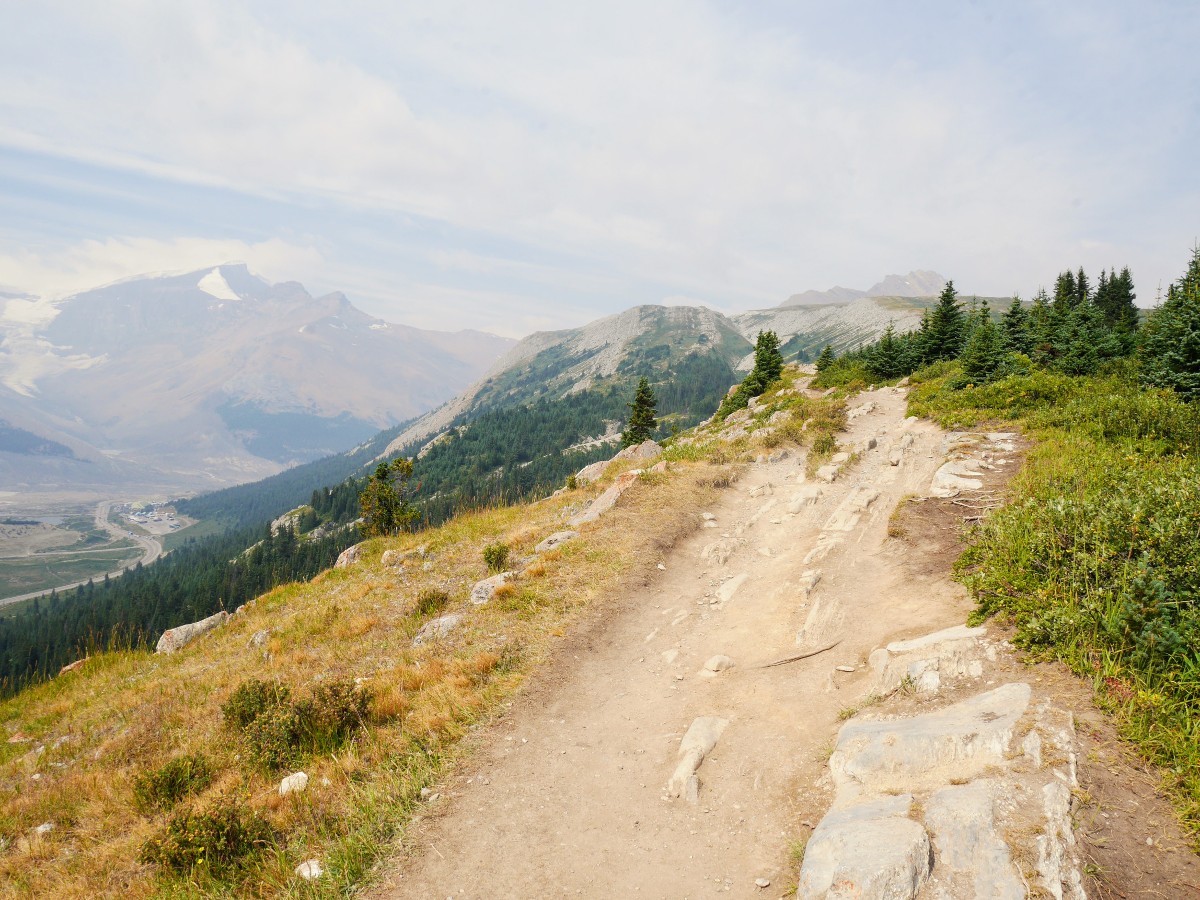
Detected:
left=0, top=458, right=729, bottom=899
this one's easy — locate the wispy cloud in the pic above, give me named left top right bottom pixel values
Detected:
left=0, top=1, right=1196, bottom=328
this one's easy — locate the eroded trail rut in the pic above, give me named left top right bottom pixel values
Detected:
left=373, top=386, right=1072, bottom=899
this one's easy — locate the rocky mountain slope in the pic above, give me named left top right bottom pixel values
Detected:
left=0, top=265, right=513, bottom=494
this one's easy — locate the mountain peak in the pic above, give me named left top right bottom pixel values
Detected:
left=780, top=270, right=946, bottom=307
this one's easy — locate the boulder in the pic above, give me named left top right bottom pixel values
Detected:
left=612, top=439, right=663, bottom=463
left=334, top=542, right=366, bottom=569
left=470, top=572, right=514, bottom=605
left=413, top=613, right=463, bottom=645
left=574, top=459, right=610, bottom=486
left=248, top=630, right=270, bottom=649
left=155, top=611, right=229, bottom=654
left=534, top=530, right=579, bottom=553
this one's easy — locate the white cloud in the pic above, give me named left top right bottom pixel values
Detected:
left=0, top=1, right=1196, bottom=317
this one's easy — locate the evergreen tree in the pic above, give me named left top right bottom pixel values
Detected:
left=621, top=376, right=658, bottom=447
left=1053, top=270, right=1078, bottom=312
left=1055, top=301, right=1121, bottom=376
left=359, top=458, right=419, bottom=537
left=919, top=280, right=966, bottom=362
left=1001, top=295, right=1032, bottom=354
left=1075, top=267, right=1091, bottom=308
left=1141, top=247, right=1200, bottom=399
left=752, top=330, right=784, bottom=386
left=815, top=344, right=835, bottom=372
left=957, top=307, right=1007, bottom=385
left=867, top=323, right=907, bottom=379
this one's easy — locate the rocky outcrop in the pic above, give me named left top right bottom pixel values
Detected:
left=155, top=611, right=229, bottom=654
left=575, top=439, right=662, bottom=486
left=334, top=542, right=365, bottom=568
left=799, top=625, right=1085, bottom=900
left=534, top=531, right=578, bottom=553
left=569, top=471, right=640, bottom=526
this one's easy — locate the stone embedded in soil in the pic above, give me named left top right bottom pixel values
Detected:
left=295, top=859, right=323, bottom=879
left=569, top=471, right=640, bottom=525
left=155, top=610, right=229, bottom=654
left=831, top=683, right=1032, bottom=794
left=924, top=780, right=1025, bottom=900
left=799, top=794, right=931, bottom=900
left=703, top=655, right=735, bottom=673
left=334, top=542, right=365, bottom=568
left=534, top=530, right=579, bottom=553
left=470, top=571, right=514, bottom=605
left=413, top=613, right=463, bottom=645
left=666, top=717, right=728, bottom=798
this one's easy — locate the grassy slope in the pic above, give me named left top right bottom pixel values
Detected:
left=908, top=361, right=1200, bottom=842
left=0, top=368, right=842, bottom=899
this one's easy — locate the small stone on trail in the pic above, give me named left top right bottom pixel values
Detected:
left=701, top=512, right=716, bottom=521
left=295, top=859, right=323, bottom=880
left=657, top=563, right=666, bottom=570
left=662, top=649, right=679, bottom=664
left=34, top=822, right=53, bottom=835
left=755, top=877, right=771, bottom=888
left=835, top=665, right=855, bottom=673
left=704, top=655, right=735, bottom=673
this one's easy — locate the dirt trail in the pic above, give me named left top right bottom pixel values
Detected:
left=372, top=385, right=974, bottom=898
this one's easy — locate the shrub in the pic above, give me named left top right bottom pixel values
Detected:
left=140, top=802, right=275, bottom=875
left=414, top=588, right=449, bottom=617
left=221, top=679, right=291, bottom=732
left=242, top=705, right=302, bottom=771
left=483, top=542, right=510, bottom=572
left=296, top=679, right=370, bottom=754
left=133, top=754, right=213, bottom=813
left=811, top=432, right=837, bottom=455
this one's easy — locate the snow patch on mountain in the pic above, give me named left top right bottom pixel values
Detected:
left=197, top=268, right=241, bottom=302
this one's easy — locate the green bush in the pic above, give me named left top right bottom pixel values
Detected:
left=414, top=589, right=449, bottom=617
left=242, top=705, right=302, bottom=771
left=139, top=802, right=275, bottom=875
left=295, top=679, right=370, bottom=754
left=483, top=542, right=510, bottom=572
left=223, top=676, right=370, bottom=771
left=133, top=754, right=213, bottom=813
left=221, top=679, right=291, bottom=732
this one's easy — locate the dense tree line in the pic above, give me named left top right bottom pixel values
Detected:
left=0, top=522, right=359, bottom=694
left=819, top=269, right=1141, bottom=387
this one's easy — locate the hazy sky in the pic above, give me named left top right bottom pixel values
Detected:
left=1, top=1, right=1197, bottom=336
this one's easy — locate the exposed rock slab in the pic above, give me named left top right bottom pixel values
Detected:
left=155, top=611, right=229, bottom=654
left=413, top=613, right=463, bottom=645
left=534, top=530, right=578, bottom=553
left=666, top=716, right=727, bottom=799
left=334, top=542, right=366, bottom=568
left=470, top=572, right=514, bottom=605
left=569, top=471, right=640, bottom=525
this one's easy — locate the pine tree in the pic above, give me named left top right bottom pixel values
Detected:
left=1053, top=270, right=1078, bottom=312
left=359, top=458, right=419, bottom=537
left=1056, top=301, right=1120, bottom=376
left=815, top=344, right=835, bottom=372
left=957, top=307, right=1007, bottom=386
left=1001, top=295, right=1032, bottom=354
left=1075, top=267, right=1091, bottom=308
left=752, top=330, right=784, bottom=385
left=621, top=376, right=658, bottom=447
left=919, top=280, right=966, bottom=362
left=1141, top=247, right=1200, bottom=398
left=868, top=323, right=907, bottom=379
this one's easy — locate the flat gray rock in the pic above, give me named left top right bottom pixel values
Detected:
left=799, top=794, right=931, bottom=900
left=924, top=781, right=1024, bottom=899
left=155, top=610, right=229, bottom=654
left=413, top=613, right=463, bottom=645
left=470, top=572, right=514, bottom=605
left=534, top=530, right=579, bottom=553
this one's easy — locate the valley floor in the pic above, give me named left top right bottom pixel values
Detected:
left=368, top=385, right=1200, bottom=899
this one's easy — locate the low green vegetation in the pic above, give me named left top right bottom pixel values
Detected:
left=482, top=542, right=510, bottom=573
